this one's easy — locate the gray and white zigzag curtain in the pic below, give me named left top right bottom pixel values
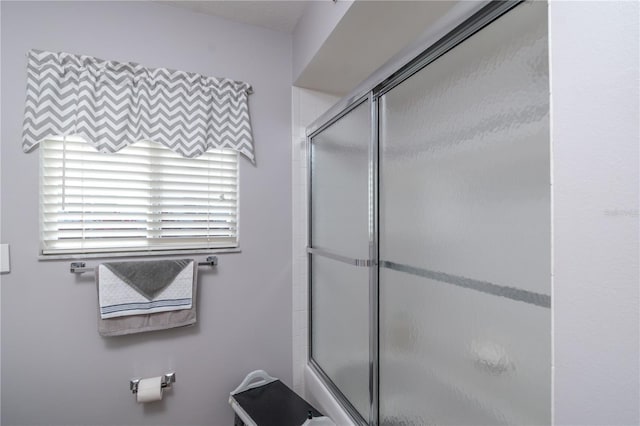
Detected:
left=22, top=49, right=255, bottom=162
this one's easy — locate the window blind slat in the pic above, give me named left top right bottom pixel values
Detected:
left=42, top=156, right=238, bottom=171
left=43, top=138, right=238, bottom=160
left=42, top=237, right=237, bottom=254
left=42, top=220, right=237, bottom=231
left=43, top=163, right=237, bottom=175
left=42, top=187, right=237, bottom=198
left=42, top=168, right=238, bottom=181
left=44, top=228, right=235, bottom=238
left=42, top=177, right=237, bottom=189
left=41, top=204, right=236, bottom=214
left=42, top=195, right=238, bottom=204
left=42, top=213, right=234, bottom=222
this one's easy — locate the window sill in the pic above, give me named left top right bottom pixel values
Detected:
left=38, top=247, right=242, bottom=261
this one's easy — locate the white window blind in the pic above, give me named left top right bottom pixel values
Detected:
left=40, top=137, right=239, bottom=255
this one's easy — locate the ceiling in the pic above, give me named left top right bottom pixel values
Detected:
left=159, top=1, right=309, bottom=33
left=158, top=1, right=477, bottom=97
left=295, top=1, right=463, bottom=95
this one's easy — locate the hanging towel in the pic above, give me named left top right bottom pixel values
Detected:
left=98, top=259, right=194, bottom=319
left=97, top=261, right=198, bottom=337
left=102, top=259, right=191, bottom=300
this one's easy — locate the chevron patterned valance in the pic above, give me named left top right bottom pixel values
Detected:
left=22, top=49, right=255, bottom=162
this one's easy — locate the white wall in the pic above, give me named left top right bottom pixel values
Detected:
left=292, top=0, right=353, bottom=86
left=550, top=1, right=640, bottom=425
left=0, top=2, right=292, bottom=425
left=290, top=87, right=339, bottom=397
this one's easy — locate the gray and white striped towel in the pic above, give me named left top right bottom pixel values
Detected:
left=98, top=260, right=194, bottom=319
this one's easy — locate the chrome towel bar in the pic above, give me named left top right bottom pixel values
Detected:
left=70, top=256, right=218, bottom=274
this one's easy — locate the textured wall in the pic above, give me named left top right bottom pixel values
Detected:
left=0, top=2, right=292, bottom=425
left=550, top=1, right=640, bottom=425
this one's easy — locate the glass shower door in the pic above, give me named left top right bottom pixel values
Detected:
left=309, top=100, right=371, bottom=423
left=378, top=2, right=551, bottom=425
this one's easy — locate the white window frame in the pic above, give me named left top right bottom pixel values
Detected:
left=39, top=136, right=240, bottom=258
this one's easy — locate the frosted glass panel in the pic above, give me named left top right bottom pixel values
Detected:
left=379, top=2, right=550, bottom=425
left=311, top=101, right=370, bottom=258
left=379, top=269, right=550, bottom=425
left=311, top=255, right=370, bottom=420
left=380, top=1, right=549, bottom=295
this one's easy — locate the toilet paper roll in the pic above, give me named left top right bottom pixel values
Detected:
left=136, top=376, right=163, bottom=403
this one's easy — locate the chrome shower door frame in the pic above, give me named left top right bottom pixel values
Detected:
left=305, top=2, right=527, bottom=425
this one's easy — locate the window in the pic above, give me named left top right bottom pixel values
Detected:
left=40, top=137, right=239, bottom=256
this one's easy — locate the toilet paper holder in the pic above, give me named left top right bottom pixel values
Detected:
left=130, top=373, right=176, bottom=394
